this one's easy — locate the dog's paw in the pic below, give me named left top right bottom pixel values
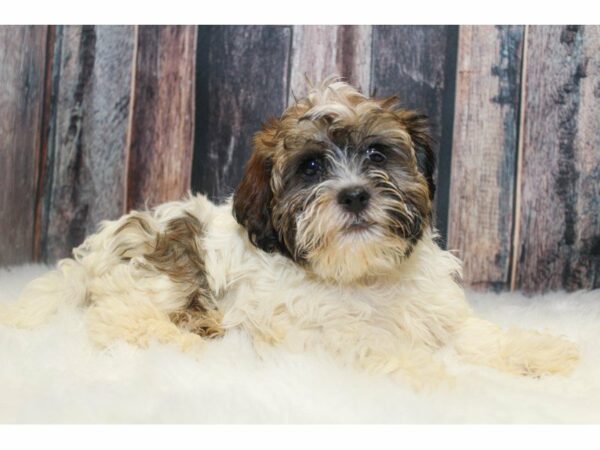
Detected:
left=502, top=328, right=580, bottom=377
left=176, top=332, right=204, bottom=353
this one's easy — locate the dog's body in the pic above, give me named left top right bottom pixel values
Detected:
left=0, top=80, right=579, bottom=386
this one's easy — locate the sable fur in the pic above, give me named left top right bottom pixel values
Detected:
left=0, top=79, right=579, bottom=388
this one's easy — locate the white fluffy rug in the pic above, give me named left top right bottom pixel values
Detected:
left=1, top=264, right=599, bottom=423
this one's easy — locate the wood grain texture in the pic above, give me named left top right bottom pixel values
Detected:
left=514, top=25, right=600, bottom=292
left=126, top=26, right=197, bottom=211
left=371, top=26, right=451, bottom=132
left=192, top=26, right=292, bottom=201
left=39, top=25, right=135, bottom=262
left=370, top=25, right=458, bottom=241
left=288, top=25, right=372, bottom=102
left=33, top=25, right=57, bottom=261
left=448, top=26, right=524, bottom=291
left=0, top=26, right=47, bottom=266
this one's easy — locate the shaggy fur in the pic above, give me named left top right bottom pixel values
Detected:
left=1, top=266, right=599, bottom=423
left=0, top=79, right=579, bottom=388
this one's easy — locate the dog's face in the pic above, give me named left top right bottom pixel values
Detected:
left=233, top=81, right=435, bottom=283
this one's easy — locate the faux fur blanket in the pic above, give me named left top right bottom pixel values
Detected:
left=1, top=265, right=599, bottom=423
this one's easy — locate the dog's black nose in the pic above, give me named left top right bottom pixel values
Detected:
left=337, top=187, right=371, bottom=214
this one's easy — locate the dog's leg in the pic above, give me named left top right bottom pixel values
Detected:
left=452, top=316, right=579, bottom=376
left=86, top=293, right=203, bottom=352
left=357, top=345, right=451, bottom=389
left=311, top=328, right=451, bottom=389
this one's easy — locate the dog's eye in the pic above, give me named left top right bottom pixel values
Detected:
left=299, top=158, right=323, bottom=178
left=366, top=147, right=387, bottom=164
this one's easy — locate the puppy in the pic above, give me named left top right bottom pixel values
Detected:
left=0, top=79, right=579, bottom=387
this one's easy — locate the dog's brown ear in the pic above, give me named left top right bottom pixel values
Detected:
left=233, top=120, right=283, bottom=254
left=400, top=111, right=436, bottom=200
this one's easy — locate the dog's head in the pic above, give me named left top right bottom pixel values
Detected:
left=233, top=79, right=435, bottom=283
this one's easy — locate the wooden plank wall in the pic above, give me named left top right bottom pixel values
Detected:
left=513, top=26, right=600, bottom=291
left=127, top=26, right=197, bottom=211
left=193, top=25, right=458, bottom=235
left=0, top=25, right=197, bottom=264
left=448, top=26, right=524, bottom=291
left=192, top=26, right=291, bottom=200
left=371, top=26, right=458, bottom=238
left=0, top=26, right=47, bottom=266
left=288, top=26, right=372, bottom=101
left=1, top=25, right=599, bottom=294
left=38, top=26, right=135, bottom=261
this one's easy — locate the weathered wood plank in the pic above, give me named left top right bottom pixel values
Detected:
left=448, top=26, right=524, bottom=291
left=514, top=25, right=600, bottom=292
left=192, top=26, right=292, bottom=200
left=33, top=25, right=58, bottom=261
left=39, top=25, right=135, bottom=262
left=371, top=26, right=452, bottom=132
left=370, top=25, right=458, bottom=241
left=126, top=25, right=197, bottom=211
left=288, top=25, right=372, bottom=102
left=0, top=26, right=47, bottom=266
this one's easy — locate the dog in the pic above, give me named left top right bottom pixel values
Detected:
left=0, top=79, right=579, bottom=387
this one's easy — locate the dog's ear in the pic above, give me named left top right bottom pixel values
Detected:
left=233, top=120, right=283, bottom=254
left=400, top=111, right=437, bottom=200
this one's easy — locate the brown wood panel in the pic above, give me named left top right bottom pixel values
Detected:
left=514, top=25, right=600, bottom=292
left=370, top=25, right=458, bottom=241
left=448, top=26, right=524, bottom=291
left=288, top=25, right=372, bottom=102
left=39, top=26, right=135, bottom=262
left=126, top=25, right=197, bottom=211
left=0, top=26, right=47, bottom=266
left=192, top=26, right=292, bottom=200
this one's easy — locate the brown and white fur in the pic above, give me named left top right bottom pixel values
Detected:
left=0, top=79, right=579, bottom=388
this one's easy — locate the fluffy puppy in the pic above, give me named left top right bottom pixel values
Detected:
left=0, top=79, right=579, bottom=387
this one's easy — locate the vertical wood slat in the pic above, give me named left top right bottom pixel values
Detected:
left=39, top=26, right=135, bottom=262
left=0, top=26, right=47, bottom=266
left=192, top=26, right=292, bottom=201
left=370, top=26, right=458, bottom=241
left=370, top=26, right=451, bottom=126
left=126, top=26, right=197, bottom=211
left=448, top=26, right=524, bottom=291
left=288, top=26, right=372, bottom=102
left=33, top=25, right=58, bottom=261
left=514, top=25, right=600, bottom=292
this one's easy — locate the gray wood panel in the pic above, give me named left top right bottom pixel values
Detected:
left=448, top=25, right=524, bottom=291
left=0, top=26, right=47, bottom=266
left=39, top=25, right=135, bottom=262
left=370, top=25, right=458, bottom=241
left=514, top=25, right=600, bottom=292
left=192, top=26, right=292, bottom=201
left=371, top=26, right=452, bottom=131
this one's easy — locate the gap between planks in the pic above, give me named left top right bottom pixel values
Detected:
left=509, top=25, right=529, bottom=292
left=123, top=24, right=139, bottom=216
